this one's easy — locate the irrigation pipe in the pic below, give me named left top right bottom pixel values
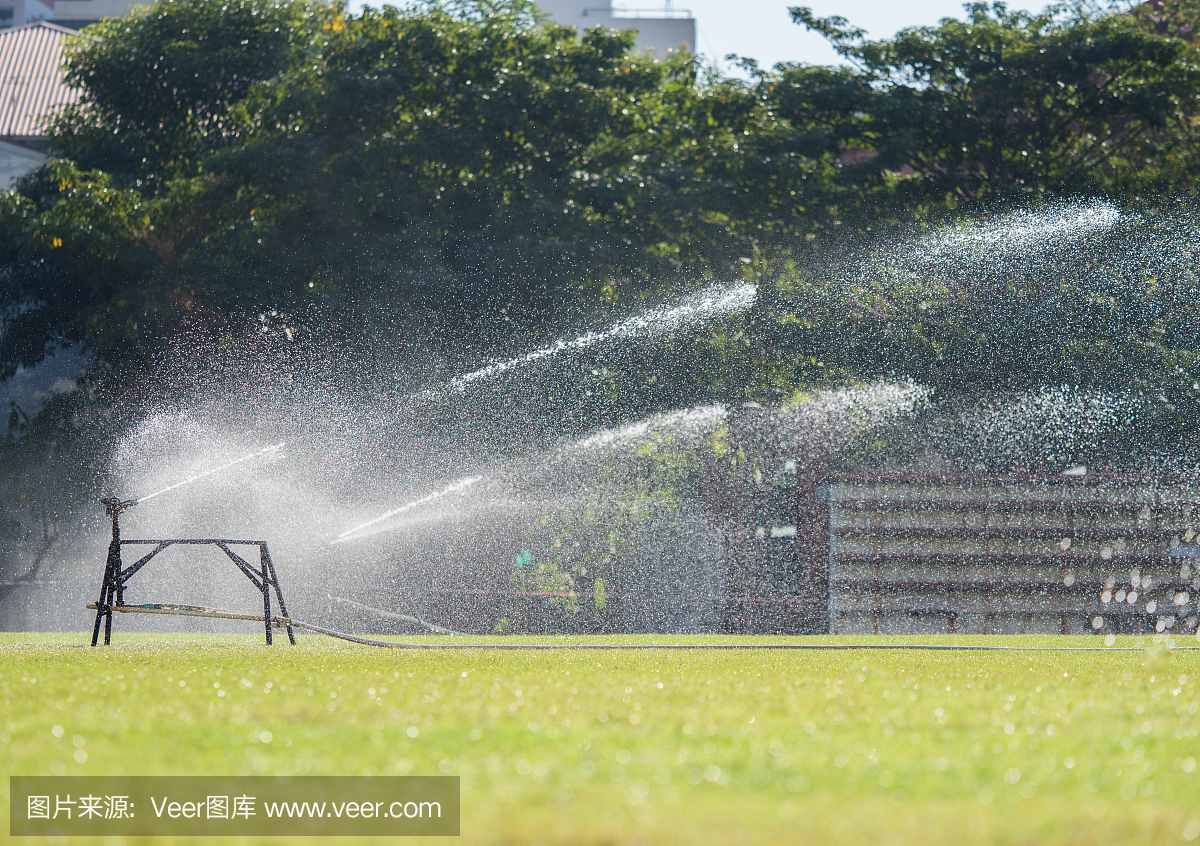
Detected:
left=329, top=594, right=463, bottom=636
left=89, top=604, right=1200, bottom=651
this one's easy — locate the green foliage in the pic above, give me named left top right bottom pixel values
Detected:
left=0, top=161, right=165, bottom=376
left=6, top=0, right=791, bottom=382
left=790, top=1, right=1200, bottom=200
left=4, top=0, right=1200, bottom=420
left=48, top=0, right=328, bottom=179
left=194, top=2, right=699, bottom=314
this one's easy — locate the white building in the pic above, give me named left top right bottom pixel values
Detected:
left=0, top=0, right=54, bottom=29
left=0, top=0, right=140, bottom=30
left=537, top=0, right=694, bottom=57
left=39, top=0, right=126, bottom=32
left=11, top=1, right=698, bottom=54
left=0, top=137, right=47, bottom=187
left=0, top=21, right=79, bottom=189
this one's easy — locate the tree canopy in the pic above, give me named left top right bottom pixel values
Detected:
left=788, top=1, right=1200, bottom=200
left=2, top=0, right=1199, bottom=408
left=48, top=0, right=326, bottom=180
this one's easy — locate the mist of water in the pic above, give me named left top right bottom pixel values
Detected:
left=562, top=404, right=727, bottom=455
left=5, top=201, right=1198, bottom=637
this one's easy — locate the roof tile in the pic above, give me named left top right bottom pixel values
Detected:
left=0, top=21, right=81, bottom=140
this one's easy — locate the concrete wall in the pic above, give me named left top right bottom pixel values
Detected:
left=609, top=16, right=693, bottom=57
left=537, top=0, right=603, bottom=28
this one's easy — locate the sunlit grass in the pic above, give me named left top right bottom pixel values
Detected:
left=2, top=632, right=1199, bottom=845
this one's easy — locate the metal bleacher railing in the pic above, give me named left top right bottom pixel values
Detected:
left=823, top=473, right=1200, bottom=635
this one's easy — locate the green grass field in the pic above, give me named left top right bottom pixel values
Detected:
left=2, top=632, right=1199, bottom=845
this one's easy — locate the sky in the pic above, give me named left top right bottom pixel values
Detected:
left=349, top=1, right=1060, bottom=73
left=681, top=0, right=1054, bottom=73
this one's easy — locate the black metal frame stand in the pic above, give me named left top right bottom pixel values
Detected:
left=91, top=498, right=295, bottom=646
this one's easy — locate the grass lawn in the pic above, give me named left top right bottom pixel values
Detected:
left=2, top=632, right=1199, bottom=845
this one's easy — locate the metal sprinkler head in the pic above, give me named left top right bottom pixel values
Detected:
left=100, top=497, right=138, bottom=517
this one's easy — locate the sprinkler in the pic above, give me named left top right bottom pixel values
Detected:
left=89, top=497, right=296, bottom=647
left=91, top=497, right=138, bottom=646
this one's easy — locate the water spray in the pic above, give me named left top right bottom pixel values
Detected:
left=916, top=201, right=1122, bottom=261
left=1094, top=542, right=1200, bottom=637
left=332, top=475, right=485, bottom=544
left=426, top=283, right=757, bottom=396
left=86, top=467, right=1200, bottom=651
left=89, top=444, right=294, bottom=646
left=134, top=442, right=285, bottom=504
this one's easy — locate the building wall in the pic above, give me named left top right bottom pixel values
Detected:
left=50, top=0, right=137, bottom=29
left=1, top=0, right=55, bottom=28
left=609, top=16, right=692, bottom=57
left=537, top=0, right=694, bottom=58
left=0, top=137, right=47, bottom=188
left=537, top=0, right=603, bottom=28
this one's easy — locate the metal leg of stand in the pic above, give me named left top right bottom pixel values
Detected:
left=263, top=546, right=295, bottom=645
left=261, top=562, right=273, bottom=645
left=94, top=505, right=128, bottom=646
left=90, top=576, right=109, bottom=647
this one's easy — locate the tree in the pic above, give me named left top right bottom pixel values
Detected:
left=788, top=1, right=1200, bottom=200
left=11, top=0, right=1200, bottom=413
left=5, top=0, right=799, bottom=385
left=0, top=161, right=163, bottom=379
left=47, top=0, right=327, bottom=181
left=184, top=3, right=695, bottom=317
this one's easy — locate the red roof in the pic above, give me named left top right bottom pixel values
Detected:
left=0, top=21, right=81, bottom=140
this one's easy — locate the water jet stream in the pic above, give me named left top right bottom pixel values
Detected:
left=432, top=282, right=757, bottom=395
left=135, top=442, right=286, bottom=504
left=917, top=201, right=1122, bottom=260
left=332, top=475, right=485, bottom=544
